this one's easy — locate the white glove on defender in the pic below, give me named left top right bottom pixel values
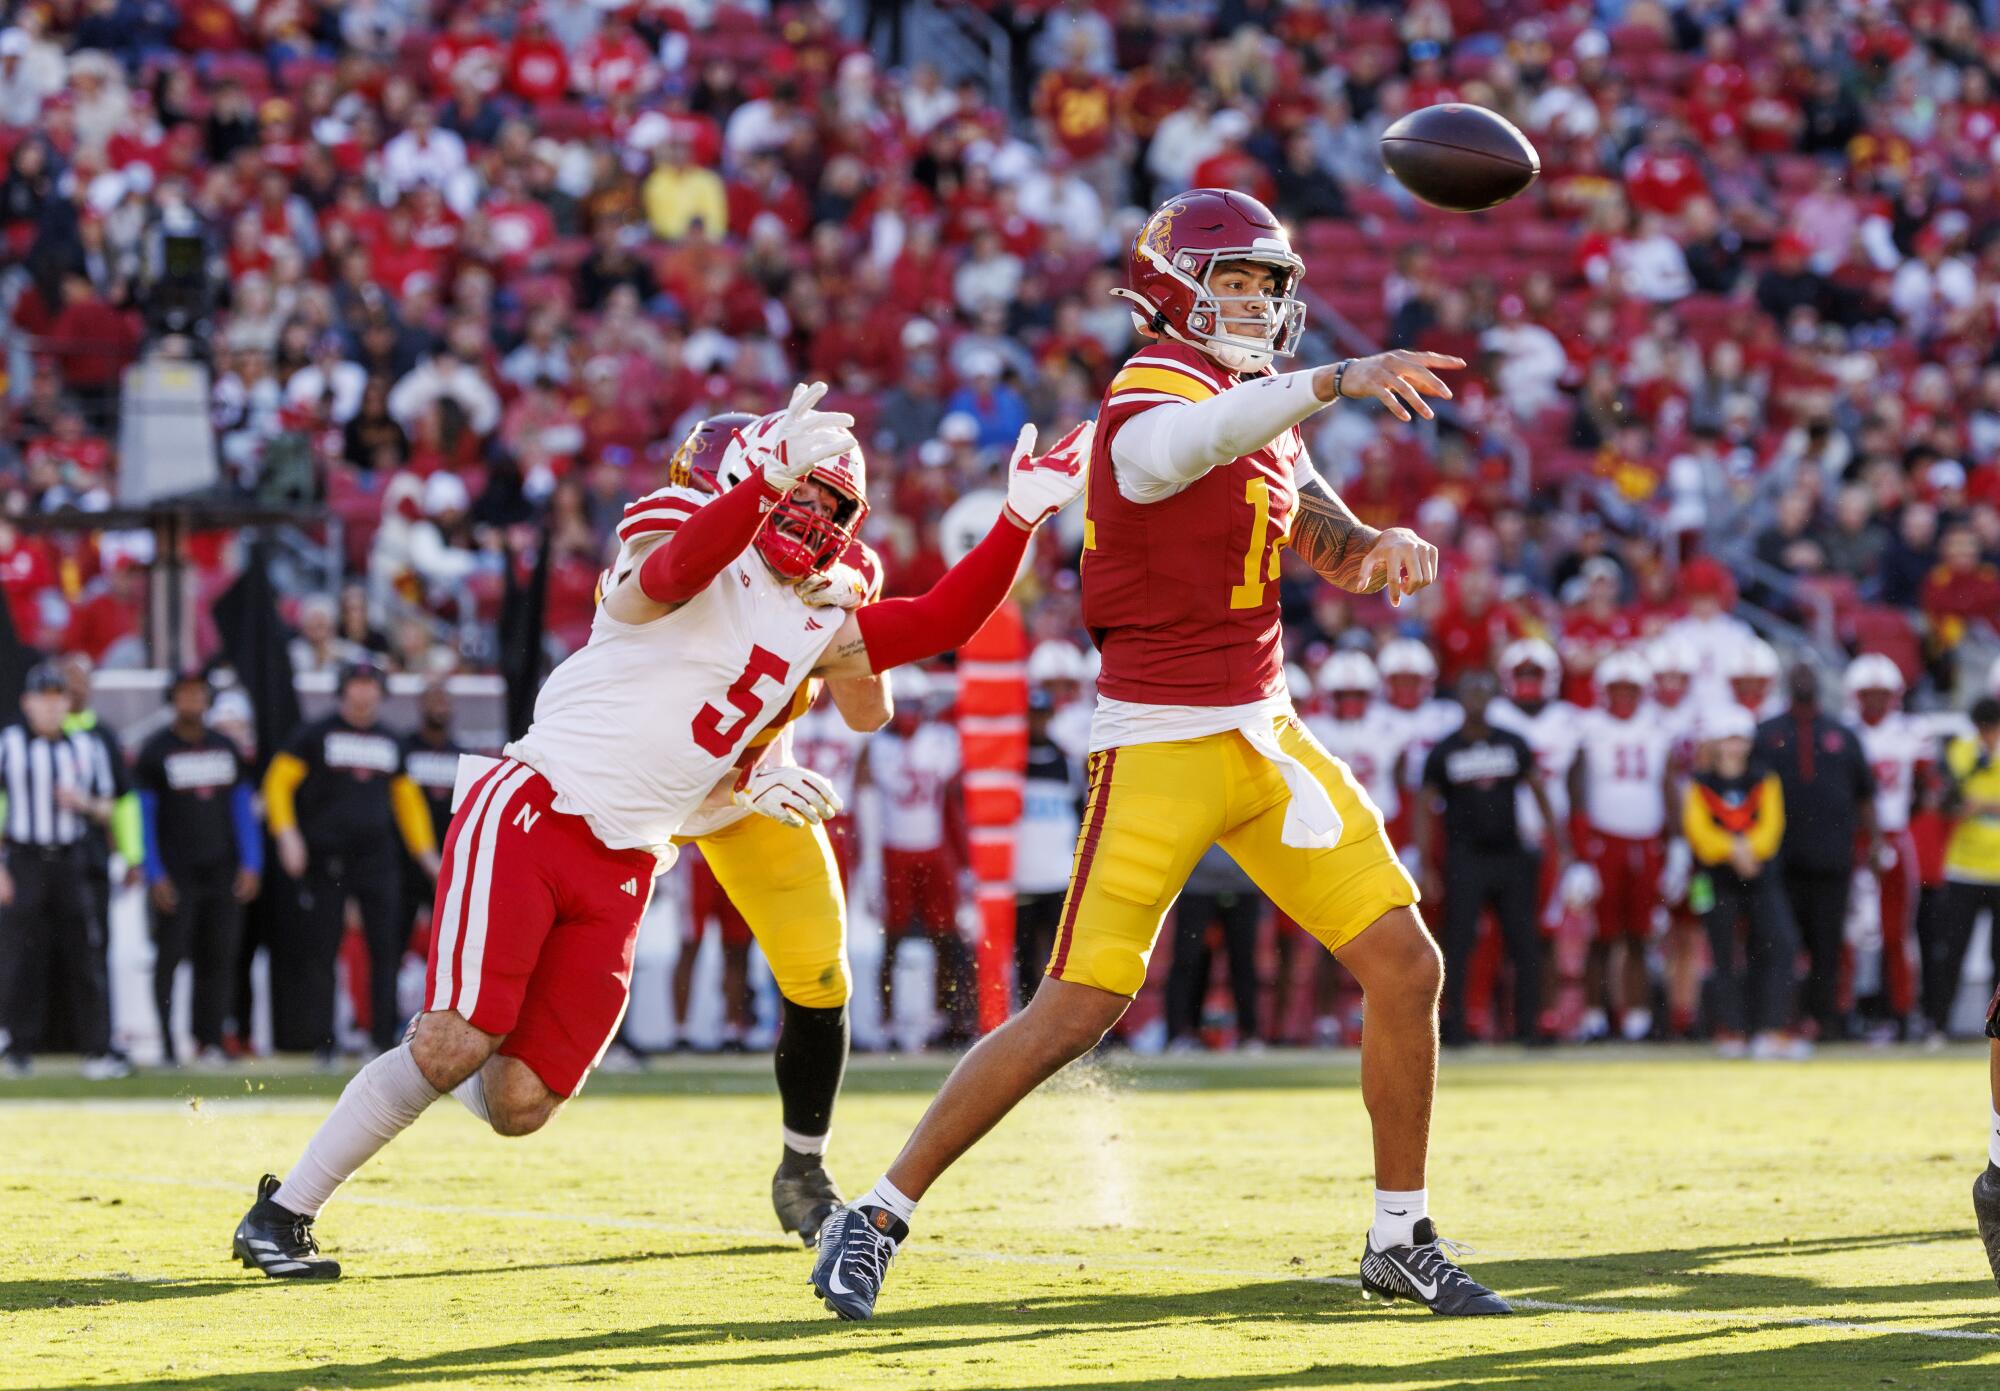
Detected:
left=1002, top=418, right=1095, bottom=529
left=739, top=381, right=858, bottom=491
left=734, top=764, right=844, bottom=828
left=796, top=562, right=870, bottom=610
left=1559, top=861, right=1601, bottom=909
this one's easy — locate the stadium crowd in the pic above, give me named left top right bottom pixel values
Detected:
left=3, top=0, right=2000, bottom=1064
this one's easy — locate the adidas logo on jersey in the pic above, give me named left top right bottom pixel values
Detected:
left=620, top=878, right=639, bottom=896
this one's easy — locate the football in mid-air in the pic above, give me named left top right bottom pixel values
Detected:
left=1380, top=104, right=1540, bottom=212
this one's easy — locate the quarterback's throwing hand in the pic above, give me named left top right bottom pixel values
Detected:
left=1358, top=527, right=1439, bottom=607
left=735, top=764, right=844, bottom=828
left=747, top=381, right=859, bottom=490
left=1002, top=418, right=1095, bottom=529
left=1336, top=351, right=1463, bottom=423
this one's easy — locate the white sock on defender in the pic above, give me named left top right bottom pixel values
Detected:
left=453, top=1070, right=491, bottom=1127
left=782, top=1125, right=828, bottom=1157
left=859, top=1176, right=917, bottom=1225
left=1989, top=1106, right=2000, bottom=1170
left=273, top=1045, right=441, bottom=1218
left=1371, top=1188, right=1427, bottom=1248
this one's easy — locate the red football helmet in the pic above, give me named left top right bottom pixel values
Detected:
left=1112, top=188, right=1306, bottom=373
left=714, top=412, right=870, bottom=581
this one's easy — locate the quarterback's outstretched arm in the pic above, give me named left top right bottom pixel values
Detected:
left=1111, top=351, right=1465, bottom=503
left=815, top=421, right=1095, bottom=678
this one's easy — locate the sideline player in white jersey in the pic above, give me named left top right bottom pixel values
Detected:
left=1489, top=638, right=1583, bottom=880
left=1646, top=633, right=1707, bottom=1037
left=1307, top=651, right=1413, bottom=855
left=859, top=668, right=973, bottom=1048
left=1379, top=637, right=1461, bottom=861
left=231, top=385, right=1095, bottom=1278
left=1569, top=649, right=1677, bottom=1042
left=1719, top=637, right=1785, bottom=722
left=1845, top=654, right=1928, bottom=1035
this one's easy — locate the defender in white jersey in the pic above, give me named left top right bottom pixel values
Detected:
left=1846, top=655, right=1928, bottom=1030
left=1646, top=634, right=1706, bottom=1037
left=1569, top=649, right=1677, bottom=1041
left=231, top=384, right=1095, bottom=1279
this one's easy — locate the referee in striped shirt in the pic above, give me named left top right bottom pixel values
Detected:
left=0, top=662, right=124, bottom=1078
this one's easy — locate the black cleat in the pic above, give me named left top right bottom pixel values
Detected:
left=810, top=1204, right=903, bottom=1320
left=773, top=1151, right=844, bottom=1247
left=1359, top=1218, right=1511, bottom=1315
left=232, top=1174, right=340, bottom=1280
left=1976, top=1164, right=2000, bottom=1292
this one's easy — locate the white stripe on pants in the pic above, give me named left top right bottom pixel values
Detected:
left=431, top=763, right=533, bottom=1013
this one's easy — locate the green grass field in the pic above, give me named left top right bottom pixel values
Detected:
left=2, top=1049, right=1997, bottom=1390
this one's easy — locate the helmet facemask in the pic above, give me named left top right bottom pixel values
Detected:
left=755, top=476, right=865, bottom=581
left=1125, top=245, right=1306, bottom=374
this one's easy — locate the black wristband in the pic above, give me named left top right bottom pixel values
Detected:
left=1332, top=360, right=1352, bottom=399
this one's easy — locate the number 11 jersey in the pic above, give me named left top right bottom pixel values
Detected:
left=1082, top=342, right=1302, bottom=708
left=506, top=483, right=846, bottom=863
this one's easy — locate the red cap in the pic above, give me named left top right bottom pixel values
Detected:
left=1681, top=555, right=1734, bottom=600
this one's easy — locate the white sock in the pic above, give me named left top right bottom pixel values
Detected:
left=273, top=1045, right=441, bottom=1218
left=1371, top=1188, right=1427, bottom=1249
left=1989, top=1106, right=2000, bottom=1170
left=782, top=1125, right=828, bottom=1157
left=453, top=1070, right=490, bottom=1127
left=859, top=1176, right=917, bottom=1226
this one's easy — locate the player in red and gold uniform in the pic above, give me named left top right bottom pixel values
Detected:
left=815, top=190, right=1510, bottom=1320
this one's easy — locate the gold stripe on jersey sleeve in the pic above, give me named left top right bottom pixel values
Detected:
left=1107, top=365, right=1217, bottom=403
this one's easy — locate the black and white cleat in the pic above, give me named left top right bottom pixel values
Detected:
left=810, top=1204, right=903, bottom=1320
left=1359, top=1219, right=1511, bottom=1316
left=232, top=1174, right=340, bottom=1280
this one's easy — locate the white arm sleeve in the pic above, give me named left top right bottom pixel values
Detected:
left=1109, top=369, right=1332, bottom=504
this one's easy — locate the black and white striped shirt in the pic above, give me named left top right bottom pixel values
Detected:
left=0, top=723, right=117, bottom=847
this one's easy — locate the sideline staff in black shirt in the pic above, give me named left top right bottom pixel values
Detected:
left=263, top=661, right=439, bottom=1054
left=1419, top=670, right=1566, bottom=1045
left=134, top=670, right=264, bottom=1065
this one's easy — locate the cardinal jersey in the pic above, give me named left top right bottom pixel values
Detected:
left=1856, top=713, right=1930, bottom=833
left=1305, top=706, right=1412, bottom=822
left=869, top=723, right=961, bottom=853
left=1574, top=708, right=1674, bottom=839
left=507, top=484, right=844, bottom=861
left=1489, top=699, right=1584, bottom=842
left=1082, top=342, right=1301, bottom=707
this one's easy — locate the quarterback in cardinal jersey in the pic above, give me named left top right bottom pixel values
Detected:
left=813, top=188, right=1513, bottom=1322
left=232, top=384, right=1095, bottom=1279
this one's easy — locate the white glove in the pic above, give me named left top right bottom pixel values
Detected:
left=1559, top=861, right=1601, bottom=909
left=796, top=562, right=869, bottom=610
left=741, top=381, right=858, bottom=491
left=1002, top=418, right=1095, bottom=529
left=1661, top=837, right=1692, bottom=904
left=734, top=764, right=844, bottom=828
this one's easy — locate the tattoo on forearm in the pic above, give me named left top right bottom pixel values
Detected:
left=1293, top=477, right=1384, bottom=592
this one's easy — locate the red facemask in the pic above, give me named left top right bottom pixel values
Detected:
left=1384, top=675, right=1426, bottom=711
left=1333, top=692, right=1370, bottom=720
left=1855, top=691, right=1894, bottom=725
left=1732, top=679, right=1771, bottom=710
left=1605, top=686, right=1642, bottom=719
left=1653, top=676, right=1688, bottom=708
left=1510, top=671, right=1548, bottom=705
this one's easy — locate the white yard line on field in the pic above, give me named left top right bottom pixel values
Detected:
left=8, top=1166, right=1999, bottom=1346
